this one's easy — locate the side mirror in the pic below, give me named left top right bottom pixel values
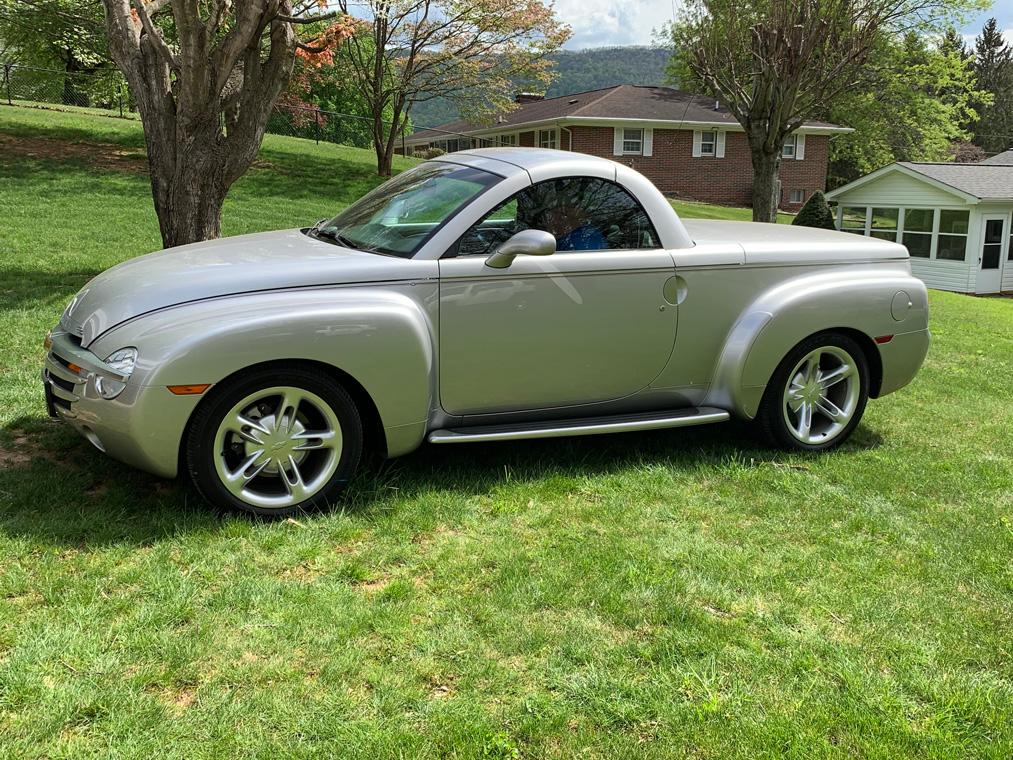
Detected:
left=484, top=229, right=557, bottom=269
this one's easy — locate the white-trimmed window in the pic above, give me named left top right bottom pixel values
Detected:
left=788, top=189, right=806, bottom=204
left=937, top=210, right=969, bottom=260
left=622, top=128, right=644, bottom=154
left=538, top=128, right=557, bottom=149
left=498, top=133, right=517, bottom=147
left=837, top=206, right=970, bottom=261
left=700, top=131, right=717, bottom=156
left=902, top=209, right=933, bottom=257
left=870, top=207, right=899, bottom=241
left=782, top=134, right=798, bottom=158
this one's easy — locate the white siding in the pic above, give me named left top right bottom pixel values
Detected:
left=834, top=171, right=966, bottom=207
left=910, top=258, right=974, bottom=293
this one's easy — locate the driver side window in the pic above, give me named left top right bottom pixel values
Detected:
left=454, top=177, right=660, bottom=258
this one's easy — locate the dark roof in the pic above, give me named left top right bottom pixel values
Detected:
left=897, top=161, right=1013, bottom=200
left=409, top=84, right=845, bottom=141
left=979, top=149, right=1013, bottom=165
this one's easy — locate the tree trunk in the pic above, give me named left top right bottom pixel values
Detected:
left=375, top=140, right=393, bottom=176
left=748, top=142, right=782, bottom=223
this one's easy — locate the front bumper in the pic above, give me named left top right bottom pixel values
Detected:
left=42, top=330, right=203, bottom=478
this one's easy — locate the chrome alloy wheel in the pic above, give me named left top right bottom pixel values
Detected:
left=212, top=386, right=343, bottom=509
left=781, top=346, right=861, bottom=445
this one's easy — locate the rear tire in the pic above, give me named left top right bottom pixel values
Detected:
left=756, top=332, right=869, bottom=452
left=185, top=366, right=362, bottom=517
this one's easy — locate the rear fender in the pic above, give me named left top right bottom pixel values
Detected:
left=705, top=267, right=928, bottom=418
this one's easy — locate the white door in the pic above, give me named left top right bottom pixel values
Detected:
left=976, top=216, right=1007, bottom=294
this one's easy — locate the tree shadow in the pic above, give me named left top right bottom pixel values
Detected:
left=1, top=267, right=102, bottom=314
left=0, top=411, right=883, bottom=550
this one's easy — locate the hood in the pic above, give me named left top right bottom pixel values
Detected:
left=62, top=229, right=422, bottom=345
left=682, top=220, right=909, bottom=264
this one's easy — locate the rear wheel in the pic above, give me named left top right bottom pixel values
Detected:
left=186, top=367, right=362, bottom=516
left=756, top=332, right=869, bottom=452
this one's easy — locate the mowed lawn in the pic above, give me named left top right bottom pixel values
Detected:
left=1, top=105, right=1012, bottom=758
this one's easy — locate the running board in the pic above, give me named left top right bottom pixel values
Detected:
left=428, top=407, right=730, bottom=444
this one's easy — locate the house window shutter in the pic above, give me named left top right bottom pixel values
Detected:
left=796, top=133, right=806, bottom=160
left=613, top=128, right=624, bottom=156
left=692, top=130, right=702, bottom=157
left=643, top=128, right=653, bottom=157
left=716, top=131, right=726, bottom=158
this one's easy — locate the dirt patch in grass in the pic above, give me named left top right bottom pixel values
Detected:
left=0, top=131, right=149, bottom=173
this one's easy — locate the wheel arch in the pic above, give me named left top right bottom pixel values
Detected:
left=178, top=358, right=389, bottom=477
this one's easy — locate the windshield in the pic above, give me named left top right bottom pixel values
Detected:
left=313, top=162, right=502, bottom=258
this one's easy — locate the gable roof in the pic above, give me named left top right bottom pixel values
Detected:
left=408, top=85, right=848, bottom=142
left=979, top=149, right=1013, bottom=165
left=827, top=161, right=1013, bottom=203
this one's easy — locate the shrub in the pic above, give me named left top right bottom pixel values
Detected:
left=791, top=190, right=836, bottom=230
left=423, top=147, right=446, bottom=159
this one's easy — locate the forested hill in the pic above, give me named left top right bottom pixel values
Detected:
left=409, top=46, right=672, bottom=130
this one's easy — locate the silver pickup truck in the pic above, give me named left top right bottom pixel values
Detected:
left=42, top=148, right=929, bottom=515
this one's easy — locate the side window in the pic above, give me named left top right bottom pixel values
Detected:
left=454, top=177, right=660, bottom=258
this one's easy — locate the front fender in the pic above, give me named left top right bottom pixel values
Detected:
left=705, top=266, right=929, bottom=418
left=92, top=286, right=437, bottom=463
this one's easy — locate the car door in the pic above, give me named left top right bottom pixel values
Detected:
left=437, top=176, right=678, bottom=416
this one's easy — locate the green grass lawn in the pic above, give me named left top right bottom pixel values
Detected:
left=1, top=105, right=1012, bottom=758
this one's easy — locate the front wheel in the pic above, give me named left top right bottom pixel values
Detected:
left=756, top=333, right=870, bottom=452
left=185, top=367, right=363, bottom=517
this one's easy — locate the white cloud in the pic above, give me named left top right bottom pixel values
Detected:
left=962, top=27, right=1013, bottom=49
left=552, top=0, right=680, bottom=48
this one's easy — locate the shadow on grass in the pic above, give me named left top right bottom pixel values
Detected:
left=0, top=411, right=883, bottom=549
left=1, top=267, right=102, bottom=313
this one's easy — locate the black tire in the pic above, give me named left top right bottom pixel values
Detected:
left=185, top=366, right=362, bottom=517
left=755, top=332, right=870, bottom=452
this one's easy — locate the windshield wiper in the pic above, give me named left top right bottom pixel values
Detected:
left=312, top=226, right=376, bottom=252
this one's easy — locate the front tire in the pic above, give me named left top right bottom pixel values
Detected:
left=185, top=366, right=363, bottom=517
left=756, top=332, right=870, bottom=452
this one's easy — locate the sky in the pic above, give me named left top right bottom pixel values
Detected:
left=553, top=0, right=1013, bottom=49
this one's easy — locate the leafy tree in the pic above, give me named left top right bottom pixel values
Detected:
left=0, top=0, right=110, bottom=104
left=334, top=0, right=570, bottom=176
left=828, top=31, right=986, bottom=186
left=969, top=18, right=1013, bottom=154
left=277, top=29, right=410, bottom=149
left=791, top=191, right=836, bottom=229
left=667, top=0, right=987, bottom=223
left=97, top=1, right=356, bottom=248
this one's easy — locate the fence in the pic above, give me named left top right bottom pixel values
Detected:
left=0, top=62, right=482, bottom=157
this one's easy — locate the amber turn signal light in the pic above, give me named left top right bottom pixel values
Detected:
left=167, top=384, right=211, bottom=396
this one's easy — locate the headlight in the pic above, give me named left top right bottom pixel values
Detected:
left=95, top=347, right=137, bottom=399
left=104, top=347, right=137, bottom=377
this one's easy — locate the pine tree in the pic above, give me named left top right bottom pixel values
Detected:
left=971, top=19, right=1013, bottom=154
left=791, top=191, right=836, bottom=230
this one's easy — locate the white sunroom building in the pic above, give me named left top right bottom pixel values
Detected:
left=825, top=154, right=1013, bottom=294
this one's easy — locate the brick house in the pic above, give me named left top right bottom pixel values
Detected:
left=404, top=85, right=851, bottom=209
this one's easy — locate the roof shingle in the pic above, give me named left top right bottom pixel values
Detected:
left=408, top=84, right=844, bottom=141
left=898, top=161, right=1013, bottom=200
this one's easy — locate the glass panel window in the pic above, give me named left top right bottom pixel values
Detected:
left=782, top=134, right=797, bottom=158
left=870, top=207, right=899, bottom=241
left=538, top=129, right=557, bottom=149
left=622, top=128, right=644, bottom=154
left=498, top=133, right=517, bottom=146
left=455, top=177, right=661, bottom=257
left=700, top=131, right=716, bottom=156
left=982, top=219, right=1004, bottom=270
left=789, top=189, right=805, bottom=204
left=937, top=209, right=969, bottom=261
left=903, top=232, right=932, bottom=257
left=840, top=206, right=867, bottom=234
left=939, top=209, right=969, bottom=235
left=903, top=208, right=934, bottom=232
